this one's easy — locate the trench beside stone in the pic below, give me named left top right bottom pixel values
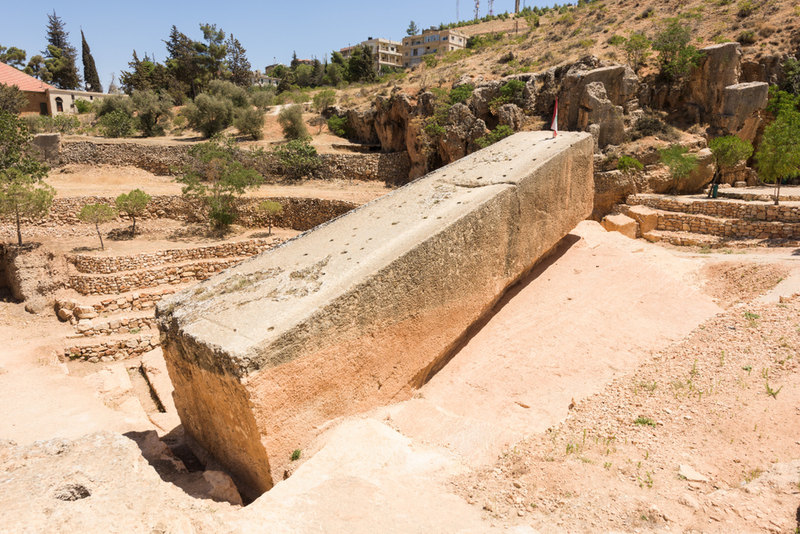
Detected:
left=156, top=131, right=594, bottom=494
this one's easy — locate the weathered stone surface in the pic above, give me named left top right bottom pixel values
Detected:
left=142, top=348, right=177, bottom=414
left=601, top=213, right=637, bottom=239
left=714, top=82, right=769, bottom=139
left=685, top=43, right=742, bottom=121
left=578, top=82, right=625, bottom=148
left=627, top=205, right=658, bottom=235
left=157, top=131, right=594, bottom=493
left=496, top=103, right=524, bottom=131
left=560, top=63, right=638, bottom=130
left=74, top=305, right=98, bottom=320
left=437, top=103, right=488, bottom=164
left=32, top=133, right=61, bottom=166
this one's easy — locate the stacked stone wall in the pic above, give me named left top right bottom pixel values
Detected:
left=6, top=195, right=356, bottom=232
left=628, top=195, right=800, bottom=223
left=87, top=289, right=175, bottom=314
left=74, top=316, right=157, bottom=337
left=64, top=333, right=160, bottom=362
left=69, top=258, right=243, bottom=295
left=59, top=140, right=411, bottom=184
left=69, top=238, right=280, bottom=274
left=648, top=211, right=800, bottom=239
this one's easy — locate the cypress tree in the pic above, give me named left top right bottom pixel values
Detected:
left=81, top=30, right=102, bottom=93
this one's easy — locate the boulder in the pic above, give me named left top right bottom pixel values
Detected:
left=57, top=307, right=74, bottom=322
left=202, top=471, right=243, bottom=506
left=496, top=103, right=524, bottom=131
left=577, top=82, right=625, bottom=148
left=592, top=170, right=636, bottom=221
left=721, top=161, right=759, bottom=186
left=74, top=305, right=98, bottom=320
left=714, top=82, right=769, bottom=140
left=685, top=43, right=742, bottom=122
left=373, top=94, right=413, bottom=152
left=601, top=213, right=637, bottom=239
left=437, top=103, right=489, bottom=165
left=626, top=205, right=659, bottom=235
left=560, top=62, right=638, bottom=130
left=344, top=107, right=378, bottom=144
left=471, top=81, right=503, bottom=120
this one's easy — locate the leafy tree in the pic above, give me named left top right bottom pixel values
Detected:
left=659, top=144, right=699, bottom=193
left=407, top=21, right=419, bottom=36
left=257, top=200, right=283, bottom=235
left=81, top=30, right=102, bottom=93
left=0, top=84, right=29, bottom=114
left=277, top=104, right=308, bottom=139
left=616, top=33, right=651, bottom=72
left=164, top=26, right=199, bottom=99
left=182, top=93, right=235, bottom=137
left=0, top=45, right=27, bottom=68
left=617, top=155, right=644, bottom=197
left=295, top=64, right=314, bottom=87
left=23, top=55, right=52, bottom=83
left=708, top=135, right=753, bottom=187
left=327, top=115, right=349, bottom=137
left=95, top=95, right=134, bottom=117
left=226, top=34, right=252, bottom=87
left=178, top=135, right=262, bottom=229
left=194, top=24, right=229, bottom=91
left=42, top=11, right=81, bottom=90
left=78, top=203, right=115, bottom=250
left=132, top=90, right=174, bottom=137
left=0, top=111, right=48, bottom=180
left=115, top=189, right=151, bottom=235
left=234, top=107, right=265, bottom=140
left=756, top=107, right=800, bottom=205
left=348, top=45, right=376, bottom=83
left=0, top=169, right=55, bottom=246
left=290, top=51, right=300, bottom=70
left=271, top=139, right=321, bottom=180
left=99, top=109, right=137, bottom=138
left=652, top=18, right=703, bottom=80
left=782, top=58, right=800, bottom=95
left=312, top=89, right=336, bottom=112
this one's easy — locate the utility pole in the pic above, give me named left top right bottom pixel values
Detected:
left=474, top=0, right=480, bottom=20
left=515, top=0, right=520, bottom=13
left=488, top=0, right=494, bottom=16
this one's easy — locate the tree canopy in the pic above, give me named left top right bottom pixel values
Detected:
left=43, top=11, right=81, bottom=90
left=81, top=30, right=102, bottom=93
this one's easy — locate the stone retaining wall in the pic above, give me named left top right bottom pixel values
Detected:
left=646, top=210, right=800, bottom=239
left=21, top=195, right=357, bottom=232
left=627, top=195, right=800, bottom=223
left=69, top=238, right=281, bottom=274
left=69, top=258, right=244, bottom=295
left=59, top=140, right=411, bottom=184
left=74, top=316, right=157, bottom=337
left=88, top=289, right=175, bottom=314
left=64, top=333, right=160, bottom=363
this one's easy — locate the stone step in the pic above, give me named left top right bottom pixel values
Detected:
left=643, top=229, right=800, bottom=248
left=71, top=312, right=157, bottom=338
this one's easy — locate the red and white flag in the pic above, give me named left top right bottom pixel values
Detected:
left=551, top=97, right=558, bottom=138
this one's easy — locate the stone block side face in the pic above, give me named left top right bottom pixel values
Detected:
left=159, top=323, right=273, bottom=494
left=158, top=132, right=594, bottom=492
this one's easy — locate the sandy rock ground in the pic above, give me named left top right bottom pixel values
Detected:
left=1, top=180, right=799, bottom=532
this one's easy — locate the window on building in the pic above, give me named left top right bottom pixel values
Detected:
left=55, top=97, right=63, bottom=113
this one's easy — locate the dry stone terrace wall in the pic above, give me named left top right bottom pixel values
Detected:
left=628, top=195, right=800, bottom=224
left=64, top=333, right=160, bottom=363
left=82, top=289, right=175, bottom=314
left=74, top=316, right=157, bottom=337
left=11, top=195, right=357, bottom=232
left=157, top=131, right=595, bottom=494
left=647, top=211, right=800, bottom=239
left=59, top=139, right=411, bottom=184
left=68, top=258, right=243, bottom=296
left=69, top=238, right=280, bottom=274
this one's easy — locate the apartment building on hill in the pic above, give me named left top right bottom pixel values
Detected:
left=340, top=37, right=402, bottom=72
left=400, top=27, right=468, bottom=68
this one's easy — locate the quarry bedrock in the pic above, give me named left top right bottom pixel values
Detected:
left=156, top=131, right=594, bottom=494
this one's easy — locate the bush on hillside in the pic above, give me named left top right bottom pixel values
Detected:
left=234, top=107, right=266, bottom=140
left=277, top=104, right=308, bottom=140
left=182, top=93, right=235, bottom=138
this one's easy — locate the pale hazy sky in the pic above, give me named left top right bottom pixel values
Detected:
left=1, top=0, right=553, bottom=90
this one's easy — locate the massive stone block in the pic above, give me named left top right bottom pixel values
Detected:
left=157, top=131, right=594, bottom=494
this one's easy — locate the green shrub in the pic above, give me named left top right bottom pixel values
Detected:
left=234, top=108, right=266, bottom=140
left=737, top=30, right=756, bottom=44
left=312, top=89, right=336, bottom=113
left=24, top=115, right=81, bottom=135
left=271, top=139, right=320, bottom=180
left=207, top=79, right=250, bottom=109
left=100, top=110, right=136, bottom=138
left=422, top=55, right=439, bottom=69
left=449, top=84, right=474, bottom=105
left=608, top=34, right=626, bottom=46
left=95, top=95, right=133, bottom=118
left=617, top=155, right=644, bottom=174
left=182, top=93, right=235, bottom=138
left=659, top=144, right=699, bottom=192
left=74, top=99, right=93, bottom=114
left=558, top=12, right=577, bottom=25
left=475, top=125, right=514, bottom=149
left=652, top=18, right=704, bottom=80
left=251, top=88, right=276, bottom=109
left=277, top=105, right=308, bottom=140
left=737, top=0, right=755, bottom=17
left=327, top=115, right=349, bottom=137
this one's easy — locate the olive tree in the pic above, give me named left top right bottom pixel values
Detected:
left=178, top=135, right=262, bottom=229
left=708, top=136, right=753, bottom=195
left=756, top=108, right=800, bottom=205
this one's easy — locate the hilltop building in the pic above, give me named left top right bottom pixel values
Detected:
left=340, top=37, right=402, bottom=72
left=400, top=27, right=468, bottom=68
left=251, top=70, right=280, bottom=88
left=0, top=62, right=112, bottom=115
